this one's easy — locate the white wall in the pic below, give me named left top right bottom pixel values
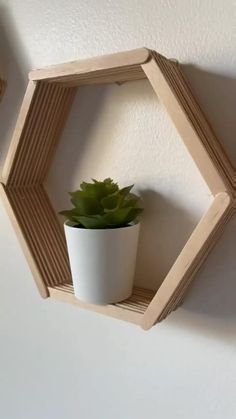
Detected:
left=1, top=1, right=236, bottom=418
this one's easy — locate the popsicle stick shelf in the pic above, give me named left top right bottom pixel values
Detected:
left=1, top=48, right=234, bottom=330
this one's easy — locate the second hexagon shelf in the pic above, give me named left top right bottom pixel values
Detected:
left=0, top=48, right=234, bottom=329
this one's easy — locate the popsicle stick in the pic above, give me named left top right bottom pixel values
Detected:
left=29, top=48, right=151, bottom=82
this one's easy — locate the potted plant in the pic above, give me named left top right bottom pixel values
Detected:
left=60, top=178, right=143, bottom=304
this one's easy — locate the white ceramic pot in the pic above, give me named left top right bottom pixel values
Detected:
left=64, top=221, right=140, bottom=304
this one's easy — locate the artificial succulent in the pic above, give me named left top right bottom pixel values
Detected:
left=59, top=178, right=143, bottom=229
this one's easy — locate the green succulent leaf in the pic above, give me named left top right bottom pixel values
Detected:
left=59, top=208, right=81, bottom=223
left=119, top=184, right=134, bottom=197
left=104, top=177, right=112, bottom=182
left=59, top=208, right=79, bottom=219
left=69, top=190, right=83, bottom=203
left=101, top=192, right=122, bottom=211
left=103, top=208, right=131, bottom=226
left=103, top=207, right=142, bottom=227
left=59, top=178, right=143, bottom=229
left=122, top=196, right=139, bottom=208
left=77, top=180, right=118, bottom=200
left=80, top=182, right=90, bottom=191
left=123, top=207, right=143, bottom=224
left=70, top=192, right=103, bottom=215
left=76, top=215, right=107, bottom=229
left=59, top=209, right=78, bottom=217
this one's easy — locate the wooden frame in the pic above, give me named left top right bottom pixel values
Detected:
left=0, top=77, right=6, bottom=101
left=0, top=48, right=233, bottom=329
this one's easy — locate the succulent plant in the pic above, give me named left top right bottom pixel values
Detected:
left=59, top=178, right=143, bottom=229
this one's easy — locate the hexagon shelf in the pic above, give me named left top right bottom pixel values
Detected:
left=0, top=48, right=234, bottom=330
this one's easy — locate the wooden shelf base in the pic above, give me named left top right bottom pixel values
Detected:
left=49, top=284, right=155, bottom=326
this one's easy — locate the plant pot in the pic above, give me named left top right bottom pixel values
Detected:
left=64, top=221, right=140, bottom=304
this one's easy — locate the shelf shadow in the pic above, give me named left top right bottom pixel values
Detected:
left=168, top=214, right=236, bottom=343
left=135, top=189, right=197, bottom=290
left=182, top=64, right=236, bottom=167
left=161, top=65, right=236, bottom=342
left=0, top=5, right=29, bottom=171
left=46, top=84, right=112, bottom=213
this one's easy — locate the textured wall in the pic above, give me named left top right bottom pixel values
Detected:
left=0, top=1, right=236, bottom=418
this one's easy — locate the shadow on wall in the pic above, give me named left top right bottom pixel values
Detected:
left=0, top=5, right=30, bottom=171
left=136, top=65, right=236, bottom=292
left=167, top=64, right=236, bottom=342
left=135, top=189, right=197, bottom=289
left=169, top=214, right=236, bottom=344
left=183, top=64, right=236, bottom=167
left=46, top=85, right=111, bottom=213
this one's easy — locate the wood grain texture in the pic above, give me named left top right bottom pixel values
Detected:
left=1, top=82, right=76, bottom=185
left=1, top=48, right=234, bottom=329
left=0, top=78, right=6, bottom=101
left=48, top=284, right=155, bottom=325
left=29, top=48, right=151, bottom=82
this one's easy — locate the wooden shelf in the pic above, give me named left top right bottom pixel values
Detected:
left=0, top=48, right=234, bottom=330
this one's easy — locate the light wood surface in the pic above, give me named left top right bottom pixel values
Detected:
left=29, top=48, right=151, bottom=84
left=1, top=81, right=76, bottom=185
left=1, top=48, right=234, bottom=329
left=0, top=78, right=6, bottom=101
